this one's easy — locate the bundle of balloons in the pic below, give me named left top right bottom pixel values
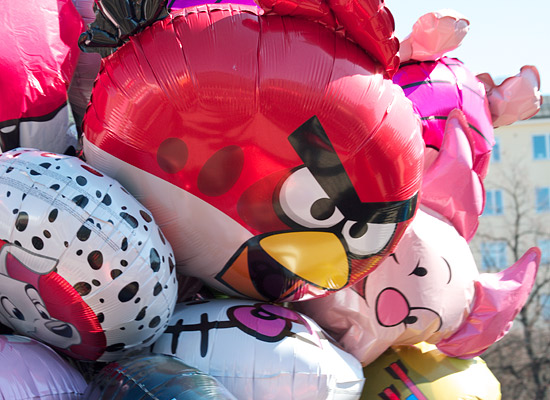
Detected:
left=0, top=0, right=543, bottom=398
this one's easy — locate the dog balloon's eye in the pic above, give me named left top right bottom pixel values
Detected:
left=1, top=297, right=25, bottom=320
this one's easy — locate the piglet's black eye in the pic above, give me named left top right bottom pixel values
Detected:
left=409, top=261, right=427, bottom=277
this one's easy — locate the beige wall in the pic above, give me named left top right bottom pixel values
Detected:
left=470, top=105, right=550, bottom=270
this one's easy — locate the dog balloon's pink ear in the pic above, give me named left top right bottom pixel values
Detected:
left=421, top=108, right=484, bottom=242
left=437, top=247, right=540, bottom=358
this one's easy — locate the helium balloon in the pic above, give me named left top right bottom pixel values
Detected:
left=394, top=10, right=542, bottom=179
left=85, top=354, right=237, bottom=399
left=0, top=149, right=177, bottom=361
left=151, top=299, right=365, bottom=399
left=295, top=112, right=540, bottom=365
left=0, top=0, right=83, bottom=153
left=0, top=334, right=87, bottom=399
left=80, top=1, right=424, bottom=302
left=169, top=0, right=259, bottom=9
left=360, top=342, right=501, bottom=400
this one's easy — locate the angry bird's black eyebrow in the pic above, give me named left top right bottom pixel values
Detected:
left=288, top=116, right=417, bottom=224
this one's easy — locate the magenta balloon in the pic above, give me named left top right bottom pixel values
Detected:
left=392, top=56, right=495, bottom=178
left=0, top=335, right=87, bottom=399
left=169, top=0, right=259, bottom=9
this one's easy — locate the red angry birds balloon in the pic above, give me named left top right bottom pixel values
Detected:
left=81, top=2, right=424, bottom=302
left=0, top=0, right=83, bottom=153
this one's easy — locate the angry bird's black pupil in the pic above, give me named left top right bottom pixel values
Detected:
left=349, top=221, right=369, bottom=238
left=310, top=198, right=335, bottom=221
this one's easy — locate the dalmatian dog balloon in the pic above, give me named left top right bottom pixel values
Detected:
left=295, top=110, right=540, bottom=366
left=0, top=149, right=177, bottom=361
left=80, top=0, right=424, bottom=302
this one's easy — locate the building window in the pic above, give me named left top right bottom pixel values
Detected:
left=533, top=134, right=550, bottom=160
left=538, top=239, right=550, bottom=265
left=539, top=294, right=550, bottom=321
left=484, top=189, right=503, bottom=215
left=481, top=241, right=507, bottom=270
left=536, top=187, right=550, bottom=212
left=492, top=137, right=501, bottom=162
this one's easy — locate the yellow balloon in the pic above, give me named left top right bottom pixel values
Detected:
left=361, top=342, right=501, bottom=400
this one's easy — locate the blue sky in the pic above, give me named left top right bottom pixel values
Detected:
left=386, top=0, right=550, bottom=94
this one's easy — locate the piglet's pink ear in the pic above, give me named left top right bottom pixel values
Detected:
left=421, top=108, right=484, bottom=241
left=477, top=65, right=542, bottom=128
left=437, top=247, right=540, bottom=359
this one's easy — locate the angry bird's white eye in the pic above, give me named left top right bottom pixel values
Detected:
left=279, top=167, right=344, bottom=229
left=1, top=297, right=25, bottom=320
left=0, top=125, right=17, bottom=134
left=341, top=221, right=396, bottom=257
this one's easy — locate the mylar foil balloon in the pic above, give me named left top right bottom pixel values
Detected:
left=360, top=342, right=501, bottom=400
left=0, top=0, right=83, bottom=153
left=85, top=354, right=237, bottom=399
left=0, top=149, right=177, bottom=361
left=151, top=299, right=365, bottom=399
left=170, top=0, right=259, bottom=9
left=295, top=111, right=540, bottom=366
left=81, top=2, right=424, bottom=302
left=0, top=334, right=87, bottom=399
left=392, top=56, right=494, bottom=178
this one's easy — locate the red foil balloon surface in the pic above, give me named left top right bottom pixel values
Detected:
left=0, top=0, right=83, bottom=152
left=82, top=6, right=423, bottom=302
left=392, top=57, right=495, bottom=178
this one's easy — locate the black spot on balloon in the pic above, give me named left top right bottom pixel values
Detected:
left=111, top=269, right=122, bottom=279
left=99, top=298, right=104, bottom=303
left=77, top=225, right=91, bottom=241
left=140, top=210, right=152, bottom=223
left=21, top=193, right=26, bottom=200
left=96, top=190, right=101, bottom=198
left=14, top=240, right=21, bottom=247
left=105, top=343, right=125, bottom=352
left=121, top=206, right=127, bottom=210
left=64, top=241, right=69, bottom=247
left=30, top=169, right=41, bottom=176
left=76, top=176, right=87, bottom=186
left=32, top=237, right=43, bottom=250
left=102, top=194, right=112, bottom=206
left=48, top=209, right=58, bottom=222
left=50, top=184, right=60, bottom=191
left=6, top=191, right=10, bottom=197
left=138, top=325, right=144, bottom=330
left=88, top=251, right=103, bottom=270
left=169, top=257, right=175, bottom=273
left=153, top=283, right=162, bottom=296
left=150, top=248, right=160, bottom=272
left=76, top=249, right=83, bottom=256
left=74, top=282, right=91, bottom=296
left=43, top=230, right=51, bottom=238
left=72, top=195, right=89, bottom=209
left=120, top=259, right=128, bottom=267
left=5, top=167, right=13, bottom=173
left=134, top=297, right=141, bottom=304
left=15, top=212, right=29, bottom=231
left=135, top=307, right=147, bottom=321
left=118, top=282, right=139, bottom=302
left=97, top=313, right=104, bottom=323
left=12, top=209, right=18, bottom=214
left=158, top=229, right=166, bottom=245
left=39, top=162, right=51, bottom=169
left=148, top=316, right=161, bottom=328
left=120, top=212, right=138, bottom=229
left=121, top=237, right=128, bottom=251
left=92, top=279, right=101, bottom=286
